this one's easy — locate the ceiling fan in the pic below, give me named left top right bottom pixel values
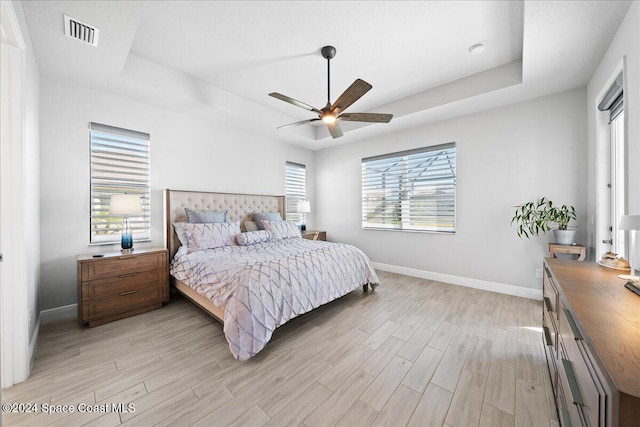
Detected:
left=269, top=46, right=393, bottom=139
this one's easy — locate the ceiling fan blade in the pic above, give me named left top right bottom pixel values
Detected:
left=269, top=93, right=322, bottom=114
left=327, top=122, right=343, bottom=139
left=330, top=79, right=372, bottom=114
left=277, top=118, right=321, bottom=129
left=339, top=113, right=393, bottom=123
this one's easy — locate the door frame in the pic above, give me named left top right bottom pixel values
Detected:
left=1, top=0, right=30, bottom=388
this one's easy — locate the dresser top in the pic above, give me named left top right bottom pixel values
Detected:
left=545, top=258, right=640, bottom=397
left=77, top=246, right=166, bottom=261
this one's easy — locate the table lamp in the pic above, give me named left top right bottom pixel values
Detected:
left=619, top=215, right=640, bottom=294
left=110, top=194, right=142, bottom=252
left=297, top=200, right=311, bottom=232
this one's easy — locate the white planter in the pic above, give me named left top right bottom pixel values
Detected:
left=552, top=229, right=577, bottom=245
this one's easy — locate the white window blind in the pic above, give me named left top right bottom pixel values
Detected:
left=598, top=72, right=623, bottom=122
left=90, top=122, right=151, bottom=244
left=285, top=161, right=306, bottom=224
left=362, top=142, right=456, bottom=232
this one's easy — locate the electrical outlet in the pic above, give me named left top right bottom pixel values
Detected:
left=28, top=309, right=32, bottom=327
left=536, top=268, right=543, bottom=279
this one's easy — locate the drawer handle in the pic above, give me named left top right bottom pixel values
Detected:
left=543, top=326, right=553, bottom=346
left=561, top=359, right=585, bottom=406
left=119, top=273, right=139, bottom=279
left=120, top=290, right=138, bottom=296
left=559, top=408, right=573, bottom=427
left=544, top=297, right=553, bottom=312
left=563, top=309, right=583, bottom=340
left=544, top=267, right=552, bottom=279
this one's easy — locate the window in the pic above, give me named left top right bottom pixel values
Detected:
left=610, top=97, right=626, bottom=256
left=285, top=161, right=306, bottom=224
left=598, top=73, right=626, bottom=257
left=90, top=122, right=150, bottom=244
left=362, top=143, right=456, bottom=232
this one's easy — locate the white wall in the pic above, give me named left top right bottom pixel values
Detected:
left=22, top=1, right=40, bottom=347
left=315, top=88, right=587, bottom=295
left=587, top=1, right=639, bottom=263
left=39, top=77, right=314, bottom=311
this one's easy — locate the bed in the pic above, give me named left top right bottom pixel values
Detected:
left=164, top=189, right=379, bottom=361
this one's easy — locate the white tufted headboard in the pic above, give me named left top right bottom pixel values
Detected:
left=164, top=189, right=286, bottom=259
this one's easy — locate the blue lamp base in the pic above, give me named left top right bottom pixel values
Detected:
left=121, top=217, right=134, bottom=253
left=121, top=233, right=133, bottom=252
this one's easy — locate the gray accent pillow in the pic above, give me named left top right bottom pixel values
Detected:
left=251, top=212, right=283, bottom=230
left=185, top=208, right=227, bottom=224
left=244, top=221, right=259, bottom=232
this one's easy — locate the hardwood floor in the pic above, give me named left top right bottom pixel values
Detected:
left=2, top=271, right=558, bottom=426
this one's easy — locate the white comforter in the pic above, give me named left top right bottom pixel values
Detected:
left=170, top=237, right=378, bottom=361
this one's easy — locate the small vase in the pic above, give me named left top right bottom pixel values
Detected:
left=552, top=229, right=576, bottom=245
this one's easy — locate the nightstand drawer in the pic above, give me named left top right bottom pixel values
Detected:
left=81, top=252, right=166, bottom=281
left=81, top=285, right=166, bottom=321
left=81, top=269, right=166, bottom=300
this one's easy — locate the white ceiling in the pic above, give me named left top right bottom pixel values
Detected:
left=21, top=1, right=632, bottom=150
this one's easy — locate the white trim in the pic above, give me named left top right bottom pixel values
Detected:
left=371, top=262, right=542, bottom=300
left=0, top=0, right=26, bottom=49
left=29, top=316, right=41, bottom=370
left=40, top=304, right=78, bottom=324
left=1, top=0, right=29, bottom=388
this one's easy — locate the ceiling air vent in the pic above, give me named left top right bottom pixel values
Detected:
left=64, top=15, right=99, bottom=47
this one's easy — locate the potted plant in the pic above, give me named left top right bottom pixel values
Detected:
left=512, top=197, right=577, bottom=244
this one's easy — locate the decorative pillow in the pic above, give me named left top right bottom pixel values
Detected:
left=173, top=222, right=189, bottom=246
left=262, top=220, right=302, bottom=240
left=252, top=212, right=283, bottom=230
left=244, top=220, right=259, bottom=232
left=236, top=230, right=272, bottom=246
left=183, top=221, right=240, bottom=252
left=185, top=208, right=227, bottom=224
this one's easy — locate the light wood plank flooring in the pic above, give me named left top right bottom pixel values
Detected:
left=2, top=271, right=558, bottom=426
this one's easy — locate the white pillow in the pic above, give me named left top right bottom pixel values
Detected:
left=173, top=222, right=189, bottom=246
left=236, top=230, right=272, bottom=246
left=262, top=220, right=302, bottom=240
left=183, top=221, right=240, bottom=252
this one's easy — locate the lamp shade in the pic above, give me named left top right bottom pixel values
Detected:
left=110, top=194, right=142, bottom=216
left=619, top=215, right=640, bottom=231
left=296, top=200, right=311, bottom=213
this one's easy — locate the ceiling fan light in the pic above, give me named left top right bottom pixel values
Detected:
left=322, top=114, right=336, bottom=124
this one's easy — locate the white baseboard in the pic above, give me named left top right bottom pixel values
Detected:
left=40, top=303, right=77, bottom=324
left=371, top=262, right=542, bottom=300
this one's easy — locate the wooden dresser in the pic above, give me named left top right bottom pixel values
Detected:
left=542, top=258, right=640, bottom=426
left=77, top=247, right=169, bottom=327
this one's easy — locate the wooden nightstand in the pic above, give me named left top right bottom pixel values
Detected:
left=77, top=247, right=169, bottom=327
left=302, top=230, right=326, bottom=241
